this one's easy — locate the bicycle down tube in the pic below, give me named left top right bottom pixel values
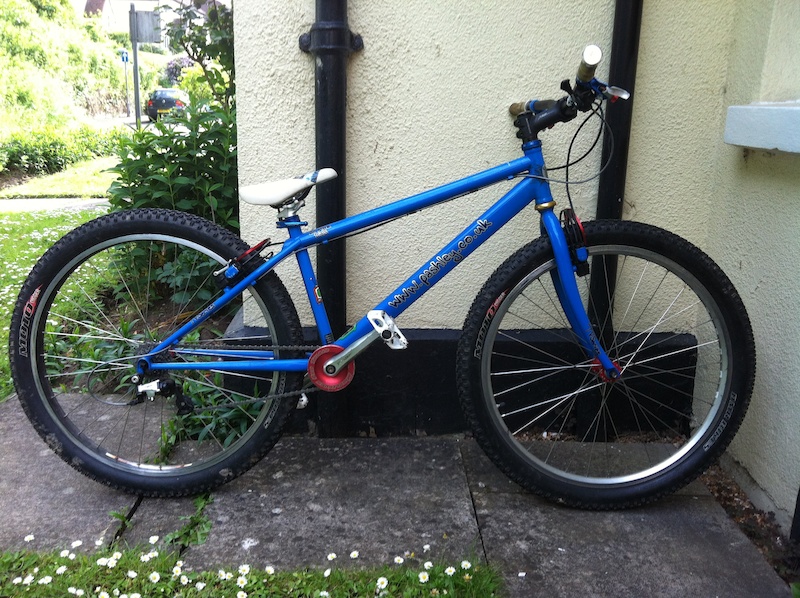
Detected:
left=143, top=141, right=617, bottom=378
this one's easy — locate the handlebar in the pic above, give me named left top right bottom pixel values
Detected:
left=508, top=45, right=628, bottom=142
left=508, top=44, right=625, bottom=118
left=576, top=44, right=603, bottom=84
left=508, top=99, right=557, bottom=118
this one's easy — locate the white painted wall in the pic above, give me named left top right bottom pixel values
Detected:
left=235, top=1, right=800, bottom=530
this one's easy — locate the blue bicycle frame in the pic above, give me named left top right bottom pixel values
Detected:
left=142, top=139, right=619, bottom=380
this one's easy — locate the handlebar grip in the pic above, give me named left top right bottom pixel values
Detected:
left=576, top=44, right=603, bottom=83
left=509, top=101, right=529, bottom=116
left=509, top=99, right=558, bottom=117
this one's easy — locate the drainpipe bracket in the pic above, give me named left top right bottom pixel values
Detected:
left=299, top=22, right=363, bottom=54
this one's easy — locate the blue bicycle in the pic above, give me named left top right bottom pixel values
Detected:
left=9, top=46, right=755, bottom=508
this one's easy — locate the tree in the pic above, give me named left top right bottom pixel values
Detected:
left=165, top=0, right=234, bottom=108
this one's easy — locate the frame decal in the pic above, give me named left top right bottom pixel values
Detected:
left=389, top=218, right=493, bottom=308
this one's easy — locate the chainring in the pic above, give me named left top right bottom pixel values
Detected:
left=308, top=345, right=355, bottom=392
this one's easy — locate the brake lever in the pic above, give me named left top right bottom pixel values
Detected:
left=603, top=85, right=630, bottom=102
left=588, top=77, right=631, bottom=102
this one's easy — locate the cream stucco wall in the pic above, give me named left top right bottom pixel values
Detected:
left=236, top=1, right=800, bottom=530
left=236, top=0, right=614, bottom=326
left=706, top=0, right=800, bottom=531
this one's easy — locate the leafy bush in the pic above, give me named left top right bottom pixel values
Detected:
left=107, top=104, right=238, bottom=232
left=163, top=55, right=194, bottom=86
left=140, top=42, right=166, bottom=55
left=178, top=63, right=218, bottom=106
left=166, top=1, right=234, bottom=108
left=0, top=0, right=160, bottom=124
left=0, top=125, right=128, bottom=175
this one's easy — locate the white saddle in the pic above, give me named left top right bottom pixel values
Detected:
left=239, top=168, right=338, bottom=207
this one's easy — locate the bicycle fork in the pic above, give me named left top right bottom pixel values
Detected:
left=539, top=207, right=621, bottom=381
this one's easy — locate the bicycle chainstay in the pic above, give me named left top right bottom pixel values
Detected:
left=164, top=343, right=322, bottom=412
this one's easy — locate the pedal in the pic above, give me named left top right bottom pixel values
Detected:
left=368, top=310, right=408, bottom=350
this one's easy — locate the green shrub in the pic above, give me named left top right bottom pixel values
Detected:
left=178, top=63, right=218, bottom=106
left=107, top=104, right=238, bottom=232
left=0, top=0, right=161, bottom=123
left=0, top=125, right=127, bottom=175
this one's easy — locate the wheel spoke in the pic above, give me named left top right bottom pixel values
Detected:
left=13, top=210, right=302, bottom=496
left=463, top=221, right=750, bottom=507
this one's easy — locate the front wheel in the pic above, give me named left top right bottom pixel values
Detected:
left=10, top=209, right=304, bottom=497
left=457, top=220, right=755, bottom=509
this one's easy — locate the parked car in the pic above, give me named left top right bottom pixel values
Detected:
left=146, top=89, right=189, bottom=121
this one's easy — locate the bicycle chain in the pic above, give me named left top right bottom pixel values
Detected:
left=169, top=343, right=323, bottom=413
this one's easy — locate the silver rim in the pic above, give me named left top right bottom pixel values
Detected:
left=481, top=244, right=730, bottom=486
left=30, top=233, right=284, bottom=477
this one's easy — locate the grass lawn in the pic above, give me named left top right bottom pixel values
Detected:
left=0, top=156, right=118, bottom=199
left=0, top=208, right=104, bottom=399
left=0, top=538, right=501, bottom=597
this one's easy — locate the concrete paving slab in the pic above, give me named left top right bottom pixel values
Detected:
left=117, top=497, right=199, bottom=550
left=183, top=437, right=482, bottom=571
left=458, top=433, right=712, bottom=497
left=0, top=396, right=134, bottom=552
left=473, top=490, right=790, bottom=597
left=0, top=392, right=790, bottom=597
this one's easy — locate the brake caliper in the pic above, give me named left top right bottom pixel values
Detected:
left=213, top=238, right=273, bottom=289
left=560, top=208, right=589, bottom=277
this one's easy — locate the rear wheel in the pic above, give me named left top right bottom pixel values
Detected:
left=10, top=209, right=304, bottom=496
left=457, top=220, right=755, bottom=508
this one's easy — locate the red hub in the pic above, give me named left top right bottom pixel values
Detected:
left=591, top=358, right=622, bottom=383
left=308, top=345, right=355, bottom=392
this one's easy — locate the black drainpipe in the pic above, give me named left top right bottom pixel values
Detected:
left=595, top=0, right=643, bottom=221
left=299, top=1, right=363, bottom=437
left=589, top=0, right=643, bottom=346
left=299, top=1, right=363, bottom=340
